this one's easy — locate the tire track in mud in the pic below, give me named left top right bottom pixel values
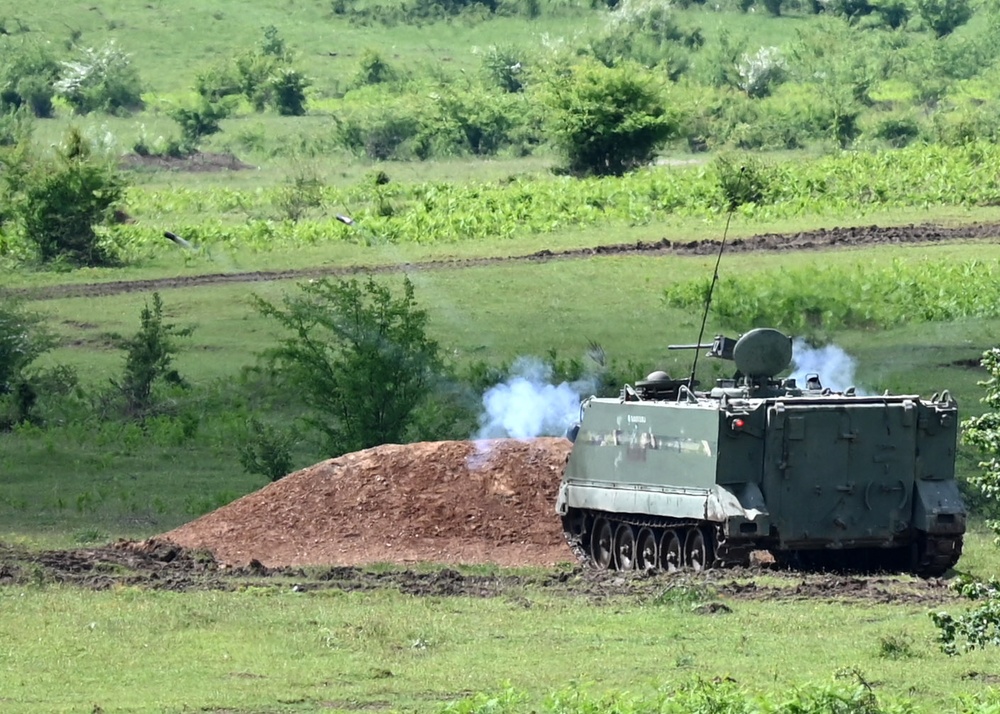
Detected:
left=8, top=221, right=1000, bottom=302
left=0, top=539, right=959, bottom=603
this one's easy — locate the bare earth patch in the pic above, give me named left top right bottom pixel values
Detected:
left=118, top=151, right=255, bottom=173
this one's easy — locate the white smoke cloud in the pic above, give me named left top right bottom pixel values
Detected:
left=789, top=338, right=864, bottom=393
left=474, top=357, right=593, bottom=441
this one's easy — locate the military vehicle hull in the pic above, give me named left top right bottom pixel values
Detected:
left=557, top=335, right=965, bottom=577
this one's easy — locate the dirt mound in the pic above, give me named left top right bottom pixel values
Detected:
left=162, top=438, right=574, bottom=568
left=118, top=151, right=255, bottom=172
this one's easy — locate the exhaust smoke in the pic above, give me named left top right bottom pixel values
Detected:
left=789, top=338, right=864, bottom=393
left=474, top=357, right=592, bottom=441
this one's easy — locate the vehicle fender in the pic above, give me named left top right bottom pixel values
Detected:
left=913, top=479, right=967, bottom=535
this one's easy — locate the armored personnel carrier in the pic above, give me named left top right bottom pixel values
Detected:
left=556, top=328, right=965, bottom=576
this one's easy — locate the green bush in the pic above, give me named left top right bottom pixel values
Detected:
left=4, top=128, right=127, bottom=267
left=53, top=41, right=143, bottom=115
left=931, top=576, right=1000, bottom=655
left=875, top=0, right=910, bottom=27
left=481, top=45, right=527, bottom=93
left=822, top=0, right=875, bottom=22
left=0, top=107, right=31, bottom=147
left=255, top=276, right=445, bottom=456
left=238, top=417, right=296, bottom=481
left=424, top=87, right=525, bottom=156
left=542, top=59, right=677, bottom=176
left=194, top=27, right=309, bottom=115
left=915, top=0, right=972, bottom=36
left=169, top=100, right=232, bottom=153
left=0, top=38, right=60, bottom=117
left=0, top=298, right=56, bottom=430
left=736, top=46, right=786, bottom=99
left=588, top=0, right=703, bottom=77
left=349, top=49, right=401, bottom=89
left=872, top=114, right=921, bottom=147
left=268, top=67, right=310, bottom=116
left=334, top=105, right=424, bottom=160
left=960, top=348, right=1000, bottom=543
left=713, top=153, right=775, bottom=209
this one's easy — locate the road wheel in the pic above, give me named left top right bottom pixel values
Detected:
left=613, top=523, right=636, bottom=571
left=591, top=518, right=613, bottom=569
left=685, top=528, right=710, bottom=571
left=660, top=529, right=682, bottom=573
left=635, top=528, right=658, bottom=571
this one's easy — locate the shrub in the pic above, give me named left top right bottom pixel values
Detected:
left=53, top=41, right=143, bottom=115
left=109, top=292, right=192, bottom=419
left=713, top=153, right=775, bottom=209
left=736, top=46, right=786, bottom=99
left=875, top=0, right=911, bottom=27
left=542, top=59, right=677, bottom=176
left=588, top=0, right=703, bottom=76
left=0, top=107, right=31, bottom=147
left=915, top=0, right=972, bottom=36
left=255, top=276, right=445, bottom=456
left=238, top=417, right=296, bottom=481
left=481, top=44, right=527, bottom=93
left=960, top=349, right=1000, bottom=542
left=931, top=577, right=1000, bottom=654
left=872, top=114, right=920, bottom=147
left=0, top=298, right=56, bottom=430
left=194, top=27, right=309, bottom=115
left=350, top=49, right=400, bottom=89
left=169, top=100, right=232, bottom=152
left=268, top=67, right=310, bottom=116
left=821, top=0, right=875, bottom=21
left=425, top=88, right=521, bottom=156
left=5, top=128, right=127, bottom=266
left=0, top=38, right=60, bottom=117
left=334, top=108, right=423, bottom=161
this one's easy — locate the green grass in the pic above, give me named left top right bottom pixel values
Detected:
left=1, top=238, right=998, bottom=539
left=1, top=569, right=999, bottom=714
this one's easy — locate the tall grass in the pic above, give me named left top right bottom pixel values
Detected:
left=665, top=257, right=1000, bottom=335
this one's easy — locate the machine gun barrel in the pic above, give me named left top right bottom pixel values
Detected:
left=668, top=335, right=737, bottom=360
left=668, top=343, right=713, bottom=351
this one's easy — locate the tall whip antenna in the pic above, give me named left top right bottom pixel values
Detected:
left=688, top=167, right=744, bottom=388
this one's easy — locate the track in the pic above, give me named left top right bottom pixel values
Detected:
left=8, top=221, right=1000, bottom=301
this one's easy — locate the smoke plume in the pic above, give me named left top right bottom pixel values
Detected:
left=789, top=339, right=863, bottom=392
left=474, top=357, right=593, bottom=441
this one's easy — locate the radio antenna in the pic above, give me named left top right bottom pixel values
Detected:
left=688, top=167, right=744, bottom=388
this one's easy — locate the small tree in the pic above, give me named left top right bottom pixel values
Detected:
left=110, top=292, right=191, bottom=418
left=255, top=276, right=443, bottom=456
left=542, top=59, right=677, bottom=176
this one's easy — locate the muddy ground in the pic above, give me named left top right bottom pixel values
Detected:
left=0, top=538, right=959, bottom=605
left=11, top=221, right=1000, bottom=301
